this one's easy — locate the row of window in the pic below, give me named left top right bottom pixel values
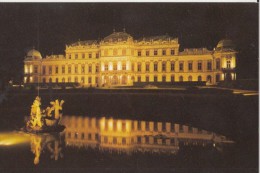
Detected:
left=137, top=49, right=175, bottom=56
left=39, top=74, right=219, bottom=84
left=136, top=75, right=215, bottom=83
left=68, top=52, right=99, bottom=59
left=31, top=59, right=225, bottom=74
left=42, top=76, right=99, bottom=84
left=40, top=65, right=100, bottom=75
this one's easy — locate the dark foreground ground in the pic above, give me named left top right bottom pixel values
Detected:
left=0, top=88, right=258, bottom=172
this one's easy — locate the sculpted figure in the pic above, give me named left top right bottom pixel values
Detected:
left=50, top=100, right=65, bottom=119
left=28, top=96, right=43, bottom=128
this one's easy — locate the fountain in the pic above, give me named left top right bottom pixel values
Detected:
left=23, top=96, right=66, bottom=133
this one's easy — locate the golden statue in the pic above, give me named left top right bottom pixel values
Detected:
left=27, top=96, right=43, bottom=129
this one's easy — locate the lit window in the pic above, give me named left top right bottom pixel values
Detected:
left=113, top=49, right=117, bottom=55
left=138, top=51, right=141, bottom=57
left=171, top=75, right=175, bottom=82
left=68, top=66, right=71, bottom=73
left=138, top=76, right=141, bottom=82
left=198, top=62, right=202, bottom=71
left=171, top=49, right=175, bottom=55
left=55, top=66, right=58, bottom=74
left=88, top=65, right=92, bottom=73
left=216, top=59, right=220, bottom=70
left=198, top=76, right=202, bottom=81
left=179, top=76, right=183, bottom=82
left=179, top=62, right=183, bottom=71
left=162, top=62, right=166, bottom=72
left=122, top=49, right=126, bottom=56
left=49, top=66, right=52, bottom=74
left=75, top=65, right=78, bottom=73
left=33, top=66, right=38, bottom=73
left=162, top=76, right=166, bottom=82
left=138, top=63, right=141, bottom=72
left=188, top=76, right=192, bottom=81
left=113, top=63, right=117, bottom=70
left=162, top=50, right=166, bottom=55
left=188, top=62, right=193, bottom=71
left=96, top=65, right=99, bottom=73
left=122, top=63, right=126, bottom=70
left=146, top=50, right=149, bottom=56
left=154, top=63, right=158, bottom=72
left=207, top=61, right=212, bottom=70
left=170, top=62, right=174, bottom=71
left=154, top=76, right=158, bottom=82
left=154, top=50, right=158, bottom=56
left=146, top=63, right=149, bottom=72
left=62, top=66, right=65, bottom=74
left=227, top=60, right=231, bottom=68
left=42, top=66, right=46, bottom=75
left=81, top=77, right=85, bottom=83
left=146, top=76, right=149, bottom=82
left=81, top=65, right=85, bottom=73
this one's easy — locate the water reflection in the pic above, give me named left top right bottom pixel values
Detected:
left=30, top=133, right=63, bottom=165
left=0, top=115, right=234, bottom=166
left=62, top=115, right=233, bottom=155
left=0, top=132, right=63, bottom=165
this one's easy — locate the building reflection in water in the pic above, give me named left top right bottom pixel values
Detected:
left=62, top=115, right=233, bottom=155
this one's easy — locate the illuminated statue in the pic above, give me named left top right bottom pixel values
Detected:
left=50, top=100, right=65, bottom=119
left=27, top=96, right=43, bottom=128
left=24, top=97, right=65, bottom=133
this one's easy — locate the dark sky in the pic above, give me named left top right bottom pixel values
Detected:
left=0, top=3, right=258, bottom=81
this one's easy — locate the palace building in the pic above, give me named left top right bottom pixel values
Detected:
left=24, top=30, right=237, bottom=87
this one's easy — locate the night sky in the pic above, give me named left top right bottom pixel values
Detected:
left=0, top=3, right=258, bottom=83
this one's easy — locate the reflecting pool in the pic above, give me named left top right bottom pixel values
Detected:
left=0, top=115, right=235, bottom=170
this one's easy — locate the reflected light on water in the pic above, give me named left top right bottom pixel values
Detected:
left=0, top=132, right=31, bottom=146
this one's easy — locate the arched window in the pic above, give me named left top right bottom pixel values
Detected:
left=179, top=76, right=183, bottom=82
left=216, top=74, right=220, bottom=82
left=188, top=76, right=192, bottom=82
left=207, top=75, right=212, bottom=83
left=171, top=75, right=175, bottom=82
left=75, top=77, right=78, bottom=83
left=62, top=78, right=65, bottom=83
left=68, top=77, right=71, bottom=83
left=162, top=75, right=166, bottom=82
left=49, top=78, right=52, bottom=83
left=122, top=75, right=127, bottom=84
left=42, top=78, right=46, bottom=83
left=198, top=76, right=202, bottom=82
left=81, top=77, right=85, bottom=83
left=56, top=78, right=58, bottom=83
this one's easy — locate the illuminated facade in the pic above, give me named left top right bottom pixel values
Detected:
left=24, top=30, right=237, bottom=87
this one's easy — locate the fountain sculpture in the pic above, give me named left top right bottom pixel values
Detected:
left=24, top=96, right=65, bottom=133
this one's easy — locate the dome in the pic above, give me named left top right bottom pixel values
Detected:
left=103, top=31, right=133, bottom=42
left=216, top=39, right=235, bottom=51
left=26, top=49, right=42, bottom=60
